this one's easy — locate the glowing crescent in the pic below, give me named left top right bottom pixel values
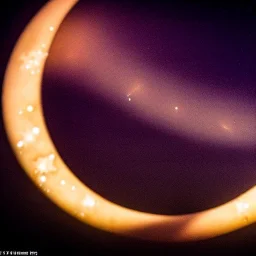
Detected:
left=3, top=0, right=256, bottom=242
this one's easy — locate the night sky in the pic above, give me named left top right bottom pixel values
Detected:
left=1, top=0, right=256, bottom=255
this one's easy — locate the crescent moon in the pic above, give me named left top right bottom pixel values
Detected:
left=3, top=0, right=256, bottom=242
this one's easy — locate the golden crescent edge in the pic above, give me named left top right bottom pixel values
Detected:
left=2, top=0, right=256, bottom=243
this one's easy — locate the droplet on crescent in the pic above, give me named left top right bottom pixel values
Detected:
left=39, top=175, right=47, bottom=183
left=26, top=105, right=34, bottom=112
left=17, top=140, right=24, bottom=148
left=60, top=179, right=66, bottom=186
left=82, top=195, right=96, bottom=208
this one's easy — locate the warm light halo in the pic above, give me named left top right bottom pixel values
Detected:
left=3, top=0, right=256, bottom=242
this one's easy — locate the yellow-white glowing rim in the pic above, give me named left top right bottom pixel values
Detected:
left=3, top=0, right=256, bottom=242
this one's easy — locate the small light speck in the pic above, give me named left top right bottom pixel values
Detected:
left=26, top=105, right=34, bottom=112
left=236, top=201, right=249, bottom=215
left=49, top=26, right=54, bottom=31
left=82, top=195, right=95, bottom=208
left=35, top=154, right=56, bottom=174
left=49, top=154, right=55, bottom=160
left=71, top=186, right=76, bottom=191
left=222, top=124, right=231, bottom=131
left=32, top=127, right=40, bottom=135
left=24, top=133, right=34, bottom=142
left=175, top=106, right=179, bottom=111
left=60, top=180, right=66, bottom=186
left=17, top=140, right=24, bottom=148
left=40, top=175, right=47, bottom=183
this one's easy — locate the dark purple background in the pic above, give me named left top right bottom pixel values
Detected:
left=1, top=0, right=256, bottom=254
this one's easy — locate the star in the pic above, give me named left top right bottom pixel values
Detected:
left=236, top=201, right=249, bottom=215
left=18, top=125, right=41, bottom=147
left=34, top=154, right=57, bottom=174
left=20, top=49, right=48, bottom=74
left=82, top=195, right=96, bottom=208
